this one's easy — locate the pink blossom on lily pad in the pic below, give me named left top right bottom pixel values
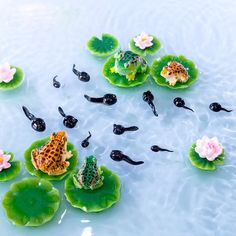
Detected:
left=0, top=150, right=11, bottom=171
left=133, top=32, right=153, bottom=50
left=0, top=63, right=16, bottom=83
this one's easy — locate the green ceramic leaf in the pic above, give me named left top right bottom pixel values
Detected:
left=102, top=56, right=150, bottom=87
left=151, top=54, right=198, bottom=89
left=129, top=35, right=161, bottom=56
left=189, top=143, right=225, bottom=171
left=0, top=66, right=24, bottom=91
left=24, top=136, right=78, bottom=180
left=87, top=33, right=119, bottom=56
left=64, top=166, right=121, bottom=212
left=2, top=178, right=60, bottom=226
left=0, top=152, right=21, bottom=182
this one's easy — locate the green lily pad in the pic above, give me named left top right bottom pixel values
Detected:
left=24, top=136, right=78, bottom=180
left=0, top=152, right=21, bottom=182
left=87, top=33, right=119, bottom=57
left=189, top=143, right=225, bottom=171
left=151, top=54, right=198, bottom=89
left=64, top=166, right=121, bottom=212
left=102, top=56, right=150, bottom=87
left=129, top=35, right=161, bottom=56
left=2, top=178, right=60, bottom=226
left=0, top=66, right=24, bottom=91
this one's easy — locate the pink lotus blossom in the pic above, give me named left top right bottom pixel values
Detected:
left=0, top=63, right=16, bottom=83
left=195, top=136, right=223, bottom=161
left=0, top=150, right=11, bottom=171
left=133, top=32, right=153, bottom=50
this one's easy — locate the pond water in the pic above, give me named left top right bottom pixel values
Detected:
left=0, top=0, right=236, bottom=235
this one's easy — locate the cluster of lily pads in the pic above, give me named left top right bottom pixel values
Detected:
left=86, top=32, right=198, bottom=89
left=1, top=131, right=121, bottom=227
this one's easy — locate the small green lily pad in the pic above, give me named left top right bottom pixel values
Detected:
left=129, top=35, right=161, bottom=56
left=87, top=33, right=119, bottom=57
left=0, top=152, right=21, bottom=182
left=102, top=56, right=150, bottom=87
left=64, top=166, right=121, bottom=212
left=24, top=136, right=78, bottom=180
left=189, top=143, right=225, bottom=171
left=2, top=178, right=60, bottom=226
left=0, top=66, right=24, bottom=91
left=151, top=54, right=198, bottom=89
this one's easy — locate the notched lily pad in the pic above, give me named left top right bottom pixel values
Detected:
left=189, top=143, right=225, bottom=171
left=0, top=66, right=24, bottom=91
left=102, top=56, right=150, bottom=87
left=0, top=153, right=21, bottom=182
left=2, top=178, right=60, bottom=226
left=24, top=136, right=78, bottom=180
left=87, top=33, right=119, bottom=57
left=151, top=54, right=198, bottom=89
left=129, top=35, right=161, bottom=56
left=64, top=166, right=121, bottom=212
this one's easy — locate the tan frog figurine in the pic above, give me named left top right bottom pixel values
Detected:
left=160, top=61, right=189, bottom=86
left=31, top=130, right=72, bottom=176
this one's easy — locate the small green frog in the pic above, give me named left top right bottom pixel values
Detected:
left=73, top=156, right=104, bottom=190
left=111, top=50, right=148, bottom=81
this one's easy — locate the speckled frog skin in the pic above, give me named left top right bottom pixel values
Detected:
left=73, top=156, right=104, bottom=190
left=111, top=50, right=148, bottom=81
left=160, top=61, right=189, bottom=86
left=31, top=130, right=72, bottom=175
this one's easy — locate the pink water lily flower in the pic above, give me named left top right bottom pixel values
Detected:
left=0, top=63, right=16, bottom=83
left=195, top=136, right=223, bottom=161
left=133, top=32, right=153, bottom=50
left=0, top=150, right=11, bottom=171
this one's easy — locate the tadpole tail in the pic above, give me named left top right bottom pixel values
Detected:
left=160, top=148, right=174, bottom=152
left=124, top=126, right=139, bottom=131
left=84, top=95, right=103, bottom=103
left=53, top=75, right=58, bottom=81
left=148, top=101, right=158, bottom=116
left=87, top=131, right=92, bottom=138
left=183, top=106, right=194, bottom=112
left=122, top=155, right=144, bottom=165
left=58, top=106, right=66, bottom=117
left=221, top=108, right=232, bottom=112
left=22, top=106, right=35, bottom=121
left=72, top=64, right=80, bottom=76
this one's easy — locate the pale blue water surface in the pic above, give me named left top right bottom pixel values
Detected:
left=0, top=0, right=236, bottom=235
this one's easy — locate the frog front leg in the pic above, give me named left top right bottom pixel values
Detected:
left=126, top=73, right=136, bottom=81
left=31, top=148, right=40, bottom=170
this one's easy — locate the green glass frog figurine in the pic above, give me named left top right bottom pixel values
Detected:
left=111, top=50, right=148, bottom=81
left=73, top=155, right=104, bottom=190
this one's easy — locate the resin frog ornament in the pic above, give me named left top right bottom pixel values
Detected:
left=73, top=155, right=104, bottom=190
left=111, top=50, right=148, bottom=81
left=31, top=130, right=72, bottom=176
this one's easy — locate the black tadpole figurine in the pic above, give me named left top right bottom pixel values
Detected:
left=143, top=90, right=158, bottom=116
left=84, top=94, right=117, bottom=106
left=110, top=150, right=144, bottom=165
left=209, top=102, right=232, bottom=113
left=113, top=124, right=139, bottom=135
left=81, top=131, right=92, bottom=148
left=22, top=106, right=46, bottom=132
left=52, top=75, right=61, bottom=88
left=72, top=64, right=90, bottom=82
left=173, top=97, right=194, bottom=112
left=151, top=145, right=173, bottom=153
left=58, top=107, right=78, bottom=128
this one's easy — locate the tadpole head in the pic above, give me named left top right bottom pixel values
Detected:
left=63, top=115, right=78, bottom=128
left=32, top=118, right=46, bottom=132
left=110, top=150, right=123, bottom=161
left=113, top=124, right=125, bottom=135
left=79, top=72, right=90, bottom=82
left=174, top=97, right=185, bottom=107
left=143, top=90, right=154, bottom=102
left=103, top=94, right=117, bottom=105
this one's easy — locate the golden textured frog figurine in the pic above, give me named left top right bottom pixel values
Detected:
left=31, top=130, right=72, bottom=175
left=160, top=61, right=189, bottom=86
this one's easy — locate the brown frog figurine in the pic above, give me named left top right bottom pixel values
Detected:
left=31, top=130, right=72, bottom=175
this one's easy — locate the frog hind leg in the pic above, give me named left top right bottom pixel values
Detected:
left=31, top=149, right=40, bottom=170
left=126, top=73, right=136, bottom=81
left=47, top=161, right=70, bottom=176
